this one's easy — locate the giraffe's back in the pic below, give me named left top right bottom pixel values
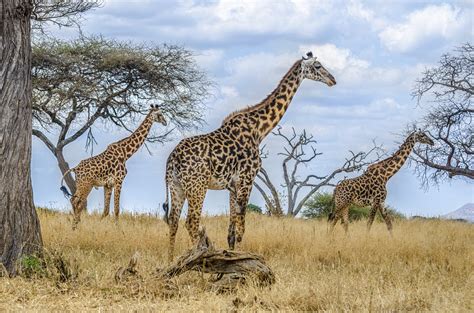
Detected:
left=335, top=173, right=387, bottom=207
left=168, top=124, right=260, bottom=191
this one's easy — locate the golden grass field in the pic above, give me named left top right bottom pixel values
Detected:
left=1, top=209, right=473, bottom=311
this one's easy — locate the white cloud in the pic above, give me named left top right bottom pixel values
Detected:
left=194, top=49, right=224, bottom=72
left=181, top=0, right=334, bottom=40
left=379, top=4, right=470, bottom=52
left=347, top=0, right=386, bottom=30
left=297, top=97, right=405, bottom=120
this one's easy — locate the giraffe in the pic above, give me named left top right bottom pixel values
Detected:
left=163, top=52, right=337, bottom=261
left=328, top=130, right=434, bottom=235
left=60, top=105, right=167, bottom=229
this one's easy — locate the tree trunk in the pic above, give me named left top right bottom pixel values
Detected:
left=56, top=148, right=76, bottom=195
left=0, top=0, right=43, bottom=276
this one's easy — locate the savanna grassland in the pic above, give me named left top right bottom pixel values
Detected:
left=1, top=209, right=472, bottom=311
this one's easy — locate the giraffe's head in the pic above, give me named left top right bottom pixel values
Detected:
left=301, top=52, right=336, bottom=87
left=149, top=105, right=167, bottom=126
left=413, top=130, right=434, bottom=146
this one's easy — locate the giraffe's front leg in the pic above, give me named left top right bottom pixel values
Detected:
left=227, top=190, right=238, bottom=250
left=101, top=186, right=112, bottom=219
left=232, top=183, right=252, bottom=250
left=113, top=180, right=123, bottom=222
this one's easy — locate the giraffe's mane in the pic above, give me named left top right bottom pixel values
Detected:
left=221, top=60, right=302, bottom=125
left=367, top=132, right=416, bottom=170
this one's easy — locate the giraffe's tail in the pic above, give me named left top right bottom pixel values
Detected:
left=162, top=156, right=173, bottom=225
left=60, top=168, right=74, bottom=199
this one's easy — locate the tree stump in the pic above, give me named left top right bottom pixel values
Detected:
left=157, top=228, right=275, bottom=289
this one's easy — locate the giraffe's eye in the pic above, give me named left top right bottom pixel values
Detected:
left=314, top=64, right=322, bottom=70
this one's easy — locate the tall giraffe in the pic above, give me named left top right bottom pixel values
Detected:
left=163, top=52, right=336, bottom=261
left=60, top=105, right=167, bottom=229
left=328, top=130, right=434, bottom=235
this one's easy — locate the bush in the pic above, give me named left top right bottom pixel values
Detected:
left=301, top=192, right=333, bottom=219
left=247, top=203, right=263, bottom=214
left=302, top=192, right=405, bottom=221
left=19, top=255, right=45, bottom=278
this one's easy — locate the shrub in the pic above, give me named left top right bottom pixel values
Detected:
left=302, top=192, right=405, bottom=221
left=247, top=203, right=263, bottom=214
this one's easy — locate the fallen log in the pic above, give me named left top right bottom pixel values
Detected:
left=158, top=228, right=275, bottom=289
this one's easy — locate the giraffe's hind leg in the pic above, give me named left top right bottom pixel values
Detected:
left=167, top=180, right=185, bottom=263
left=379, top=205, right=393, bottom=236
left=341, top=206, right=350, bottom=235
left=366, top=206, right=377, bottom=232
left=328, top=206, right=341, bottom=235
left=101, top=186, right=112, bottom=219
left=184, top=187, right=206, bottom=245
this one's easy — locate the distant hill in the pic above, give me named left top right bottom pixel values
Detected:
left=442, top=203, right=474, bottom=223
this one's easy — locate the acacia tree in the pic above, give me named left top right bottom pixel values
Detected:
left=410, top=43, right=473, bottom=186
left=0, top=0, right=100, bottom=276
left=32, top=37, right=211, bottom=195
left=254, top=126, right=381, bottom=217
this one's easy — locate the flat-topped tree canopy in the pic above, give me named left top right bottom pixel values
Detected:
left=32, top=36, right=212, bottom=195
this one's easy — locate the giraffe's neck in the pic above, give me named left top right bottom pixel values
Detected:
left=119, top=114, right=154, bottom=160
left=224, top=60, right=304, bottom=142
left=384, top=135, right=416, bottom=179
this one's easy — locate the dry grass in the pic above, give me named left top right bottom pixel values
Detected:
left=1, top=209, right=473, bottom=311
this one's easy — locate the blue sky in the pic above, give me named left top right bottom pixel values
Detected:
left=32, top=0, right=473, bottom=217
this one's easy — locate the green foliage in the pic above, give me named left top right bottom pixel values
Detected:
left=247, top=203, right=263, bottom=214
left=19, top=255, right=45, bottom=278
left=32, top=36, right=212, bottom=140
left=302, top=192, right=405, bottom=221
left=301, top=192, right=333, bottom=219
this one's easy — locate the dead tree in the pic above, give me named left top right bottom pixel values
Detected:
left=410, top=43, right=473, bottom=187
left=254, top=126, right=381, bottom=217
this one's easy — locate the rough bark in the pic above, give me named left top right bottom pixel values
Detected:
left=56, top=148, right=76, bottom=195
left=0, top=0, right=43, bottom=276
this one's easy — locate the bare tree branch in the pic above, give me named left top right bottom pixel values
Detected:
left=409, top=43, right=473, bottom=187
left=256, top=127, right=383, bottom=217
left=31, top=0, right=102, bottom=33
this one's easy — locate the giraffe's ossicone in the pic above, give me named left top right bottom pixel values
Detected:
left=163, top=51, right=337, bottom=262
left=60, top=105, right=167, bottom=229
left=328, top=130, right=434, bottom=235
